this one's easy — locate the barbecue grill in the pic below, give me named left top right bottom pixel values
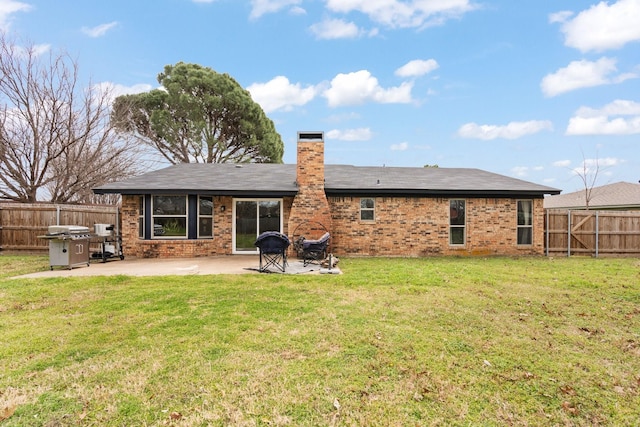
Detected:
left=39, top=225, right=92, bottom=270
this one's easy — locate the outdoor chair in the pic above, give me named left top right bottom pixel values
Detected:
left=295, top=232, right=330, bottom=267
left=254, top=231, right=290, bottom=272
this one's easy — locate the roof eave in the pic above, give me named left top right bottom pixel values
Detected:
left=93, top=188, right=298, bottom=197
left=325, top=188, right=559, bottom=197
left=545, top=204, right=640, bottom=210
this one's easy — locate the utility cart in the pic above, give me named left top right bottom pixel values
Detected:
left=91, top=223, right=124, bottom=262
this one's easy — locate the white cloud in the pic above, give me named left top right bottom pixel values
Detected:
left=192, top=0, right=217, bottom=3
left=559, top=0, right=640, bottom=52
left=326, top=128, right=373, bottom=141
left=553, top=160, right=572, bottom=168
left=326, top=112, right=362, bottom=123
left=325, top=0, right=476, bottom=29
left=249, top=0, right=302, bottom=19
left=0, top=0, right=31, bottom=30
left=94, top=82, right=153, bottom=104
left=290, top=6, right=306, bottom=15
left=309, top=18, right=362, bottom=39
left=572, top=157, right=623, bottom=176
left=540, top=57, right=635, bottom=97
left=457, top=120, right=553, bottom=140
left=511, top=166, right=530, bottom=177
left=390, top=142, right=409, bottom=151
left=323, top=70, right=413, bottom=107
left=246, top=76, right=318, bottom=113
left=585, top=157, right=621, bottom=167
left=13, top=43, right=51, bottom=57
left=512, top=166, right=543, bottom=177
left=32, top=43, right=51, bottom=56
left=395, top=59, right=439, bottom=78
left=548, top=10, right=573, bottom=24
left=81, top=21, right=118, bottom=38
left=566, top=99, right=640, bottom=135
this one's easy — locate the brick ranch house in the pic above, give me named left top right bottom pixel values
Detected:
left=94, top=132, right=560, bottom=258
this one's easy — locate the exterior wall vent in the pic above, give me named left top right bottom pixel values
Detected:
left=297, top=132, right=324, bottom=141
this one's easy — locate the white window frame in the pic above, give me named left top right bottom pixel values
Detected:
left=360, top=197, right=375, bottom=221
left=151, top=195, right=188, bottom=239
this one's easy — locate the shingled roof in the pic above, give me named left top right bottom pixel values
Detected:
left=544, top=181, right=640, bottom=210
left=94, top=163, right=560, bottom=197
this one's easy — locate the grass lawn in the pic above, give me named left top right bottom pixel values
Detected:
left=1, top=255, right=639, bottom=426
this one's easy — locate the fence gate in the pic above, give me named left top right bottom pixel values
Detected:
left=546, top=209, right=640, bottom=257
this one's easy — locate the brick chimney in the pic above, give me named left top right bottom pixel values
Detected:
left=288, top=132, right=332, bottom=241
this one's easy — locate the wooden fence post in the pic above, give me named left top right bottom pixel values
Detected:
left=567, top=210, right=571, bottom=257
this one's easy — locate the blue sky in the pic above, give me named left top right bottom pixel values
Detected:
left=2, top=0, right=639, bottom=193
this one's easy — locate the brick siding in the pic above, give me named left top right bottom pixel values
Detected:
left=121, top=194, right=544, bottom=258
left=328, top=196, right=545, bottom=256
left=121, top=195, right=295, bottom=258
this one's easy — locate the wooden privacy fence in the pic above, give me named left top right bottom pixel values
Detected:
left=546, top=209, right=640, bottom=257
left=3, top=203, right=638, bottom=257
left=0, top=202, right=119, bottom=253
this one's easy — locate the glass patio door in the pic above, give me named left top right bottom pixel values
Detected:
left=233, top=199, right=282, bottom=253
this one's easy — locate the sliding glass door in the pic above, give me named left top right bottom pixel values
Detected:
left=233, top=199, right=282, bottom=253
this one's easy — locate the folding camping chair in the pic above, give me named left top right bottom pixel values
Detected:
left=295, top=232, right=330, bottom=267
left=254, top=231, right=290, bottom=272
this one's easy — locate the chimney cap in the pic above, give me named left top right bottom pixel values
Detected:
left=298, top=131, right=324, bottom=141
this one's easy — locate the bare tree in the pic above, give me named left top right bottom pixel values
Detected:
left=573, top=152, right=600, bottom=210
left=0, top=33, right=143, bottom=203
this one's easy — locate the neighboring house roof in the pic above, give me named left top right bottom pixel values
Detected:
left=544, top=181, right=640, bottom=210
left=94, top=163, right=561, bottom=197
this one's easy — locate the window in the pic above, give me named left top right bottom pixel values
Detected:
left=449, top=199, right=465, bottom=245
left=360, top=198, right=375, bottom=221
left=138, top=196, right=145, bottom=238
left=233, top=199, right=283, bottom=253
left=198, top=196, right=214, bottom=238
left=517, top=200, right=533, bottom=245
left=152, top=195, right=187, bottom=238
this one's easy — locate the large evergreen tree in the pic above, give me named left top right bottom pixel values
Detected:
left=112, top=62, right=284, bottom=164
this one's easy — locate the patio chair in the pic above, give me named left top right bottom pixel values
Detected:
left=295, top=232, right=330, bottom=267
left=254, top=231, right=291, bottom=272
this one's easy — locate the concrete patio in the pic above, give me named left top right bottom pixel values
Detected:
left=15, top=255, right=340, bottom=279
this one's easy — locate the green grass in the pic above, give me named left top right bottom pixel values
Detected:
left=1, top=255, right=639, bottom=425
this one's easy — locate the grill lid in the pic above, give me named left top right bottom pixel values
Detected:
left=48, top=225, right=90, bottom=235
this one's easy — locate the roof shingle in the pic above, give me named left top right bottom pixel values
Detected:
left=94, top=163, right=560, bottom=197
